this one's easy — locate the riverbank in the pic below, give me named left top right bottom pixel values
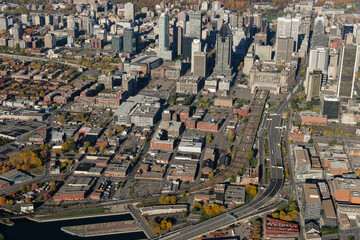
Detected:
left=32, top=204, right=129, bottom=222
left=61, top=220, right=143, bottom=237
left=0, top=213, right=147, bottom=240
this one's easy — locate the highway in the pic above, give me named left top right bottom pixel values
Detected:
left=160, top=95, right=285, bottom=240
left=160, top=78, right=305, bottom=240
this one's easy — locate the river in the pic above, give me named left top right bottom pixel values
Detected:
left=0, top=213, right=147, bottom=240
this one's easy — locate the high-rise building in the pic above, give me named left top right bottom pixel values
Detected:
left=212, top=1, right=221, bottom=11
left=21, top=14, right=30, bottom=25
left=44, top=33, right=56, bottom=49
left=178, top=12, right=187, bottom=23
left=45, top=14, right=53, bottom=26
left=276, top=36, right=294, bottom=64
left=175, top=26, right=183, bottom=57
left=124, top=3, right=135, bottom=21
left=308, top=47, right=329, bottom=72
left=232, top=28, right=246, bottom=54
left=0, top=16, right=8, bottom=31
left=123, top=28, right=136, bottom=54
left=122, top=74, right=137, bottom=96
left=314, top=16, right=325, bottom=35
left=112, top=35, right=123, bottom=52
left=67, top=36, right=74, bottom=46
left=191, top=39, right=201, bottom=73
left=34, top=14, right=45, bottom=26
left=277, top=17, right=292, bottom=37
left=87, top=19, right=95, bottom=35
left=189, top=12, right=202, bottom=39
left=157, top=12, right=172, bottom=61
left=213, top=24, right=232, bottom=77
left=253, top=13, right=262, bottom=28
left=182, top=36, right=194, bottom=61
left=337, top=44, right=360, bottom=99
left=277, top=16, right=301, bottom=50
left=229, top=13, right=238, bottom=28
left=303, top=184, right=322, bottom=221
left=246, top=12, right=253, bottom=27
left=321, top=96, right=340, bottom=119
left=343, top=25, right=354, bottom=40
left=11, top=24, right=22, bottom=41
left=193, top=52, right=207, bottom=77
left=306, top=70, right=322, bottom=100
left=201, top=1, right=209, bottom=11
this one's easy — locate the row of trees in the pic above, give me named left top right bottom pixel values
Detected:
left=252, top=219, right=262, bottom=240
left=150, top=217, right=174, bottom=234
left=271, top=201, right=299, bottom=222
left=8, top=149, right=43, bottom=170
left=191, top=201, right=226, bottom=220
left=245, top=185, right=257, bottom=203
left=158, top=195, right=177, bottom=205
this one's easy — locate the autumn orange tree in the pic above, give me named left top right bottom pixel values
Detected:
left=246, top=185, right=257, bottom=203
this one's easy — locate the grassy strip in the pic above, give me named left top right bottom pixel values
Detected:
left=37, top=208, right=107, bottom=219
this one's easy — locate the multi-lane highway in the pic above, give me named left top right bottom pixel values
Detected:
left=161, top=77, right=305, bottom=240
left=160, top=96, right=286, bottom=240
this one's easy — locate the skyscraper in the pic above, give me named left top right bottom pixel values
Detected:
left=0, top=16, right=8, bottom=31
left=314, top=16, right=325, bottom=35
left=123, top=28, right=135, bottom=54
left=11, top=24, right=22, bottom=41
left=191, top=39, right=201, bottom=73
left=87, top=18, right=95, bottom=35
left=277, top=16, right=301, bottom=50
left=337, top=44, right=360, bottom=99
left=44, top=33, right=56, bottom=49
left=157, top=12, right=172, bottom=60
left=175, top=26, right=183, bottom=57
left=212, top=1, right=221, bottom=11
left=253, top=13, right=262, bottom=28
left=306, top=70, right=322, bottom=100
left=308, top=47, right=329, bottom=72
left=45, top=14, right=53, bottom=26
left=124, top=3, right=135, bottom=21
left=213, top=24, right=232, bottom=77
left=189, top=12, right=202, bottom=39
left=193, top=52, right=207, bottom=77
left=276, top=36, right=294, bottom=64
left=112, top=35, right=123, bottom=52
left=321, top=96, right=340, bottom=119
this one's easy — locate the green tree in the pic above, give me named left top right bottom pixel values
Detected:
left=83, top=141, right=91, bottom=148
left=61, top=142, right=69, bottom=152
left=206, top=133, right=213, bottom=145
left=246, top=149, right=254, bottom=160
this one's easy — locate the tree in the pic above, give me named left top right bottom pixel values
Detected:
left=99, top=146, right=106, bottom=153
left=88, top=146, right=96, bottom=152
left=228, top=129, right=235, bottom=143
left=225, top=146, right=232, bottom=156
left=0, top=196, right=6, bottom=205
left=272, top=212, right=280, bottom=219
left=61, top=142, right=69, bottom=152
left=208, top=172, right=214, bottom=179
left=250, top=158, right=258, bottom=168
left=159, top=196, right=165, bottom=204
left=59, top=114, right=67, bottom=124
left=166, top=221, right=172, bottom=229
left=246, top=149, right=254, bottom=160
left=83, top=142, right=91, bottom=148
left=206, top=133, right=213, bottom=145
left=170, top=196, right=177, bottom=204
